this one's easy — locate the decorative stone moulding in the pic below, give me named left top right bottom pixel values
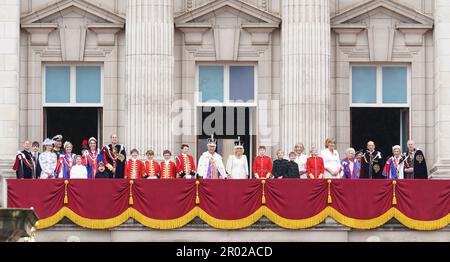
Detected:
left=21, top=23, right=58, bottom=46
left=396, top=24, right=433, bottom=46
left=88, top=23, right=125, bottom=46
left=331, top=24, right=367, bottom=46
left=242, top=23, right=279, bottom=45
left=175, top=23, right=212, bottom=45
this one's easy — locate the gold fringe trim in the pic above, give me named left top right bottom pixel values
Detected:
left=263, top=206, right=329, bottom=229
left=34, top=208, right=450, bottom=231
left=198, top=207, right=264, bottom=230
left=36, top=207, right=131, bottom=229
left=394, top=209, right=450, bottom=231
left=131, top=207, right=198, bottom=229
left=64, top=208, right=131, bottom=229
left=35, top=208, right=67, bottom=229
left=329, top=207, right=395, bottom=229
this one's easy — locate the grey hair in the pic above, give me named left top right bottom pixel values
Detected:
left=345, top=147, right=356, bottom=155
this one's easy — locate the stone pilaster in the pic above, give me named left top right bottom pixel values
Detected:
left=431, top=0, right=450, bottom=179
left=280, top=0, right=331, bottom=152
left=125, top=0, right=175, bottom=156
left=0, top=0, right=20, bottom=160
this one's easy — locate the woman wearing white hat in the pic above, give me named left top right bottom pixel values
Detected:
left=39, top=138, right=57, bottom=179
left=226, top=137, right=249, bottom=179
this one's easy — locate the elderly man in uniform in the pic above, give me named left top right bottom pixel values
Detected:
left=404, top=140, right=428, bottom=179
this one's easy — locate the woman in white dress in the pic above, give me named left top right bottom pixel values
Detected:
left=39, top=138, right=57, bottom=179
left=320, top=138, right=342, bottom=179
left=294, top=143, right=308, bottom=179
left=70, top=155, right=88, bottom=179
left=226, top=138, right=249, bottom=179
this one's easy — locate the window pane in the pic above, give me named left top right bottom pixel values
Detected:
left=45, top=66, right=70, bottom=103
left=230, top=66, right=255, bottom=103
left=76, top=66, right=101, bottom=103
left=352, top=67, right=377, bottom=104
left=383, top=67, right=407, bottom=104
left=199, top=66, right=224, bottom=103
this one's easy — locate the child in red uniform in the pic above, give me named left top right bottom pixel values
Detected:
left=143, top=150, right=161, bottom=179
left=125, top=148, right=144, bottom=179
left=306, top=147, right=325, bottom=179
left=252, top=146, right=273, bottom=179
left=176, top=144, right=196, bottom=179
left=160, top=150, right=176, bottom=179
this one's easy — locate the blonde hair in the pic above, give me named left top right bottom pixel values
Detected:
left=325, top=138, right=336, bottom=148
left=64, top=141, right=73, bottom=149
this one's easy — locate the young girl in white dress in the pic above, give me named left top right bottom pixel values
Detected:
left=70, top=155, right=88, bottom=179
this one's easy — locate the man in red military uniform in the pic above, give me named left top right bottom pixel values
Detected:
left=125, top=148, right=144, bottom=179
left=176, top=144, right=196, bottom=179
left=252, top=146, right=273, bottom=179
left=143, top=150, right=161, bottom=179
left=160, top=150, right=176, bottom=179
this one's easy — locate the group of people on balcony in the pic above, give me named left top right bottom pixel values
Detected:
left=12, top=133, right=428, bottom=180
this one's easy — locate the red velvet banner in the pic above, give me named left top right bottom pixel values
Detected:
left=265, top=179, right=328, bottom=219
left=66, top=179, right=129, bottom=219
left=395, top=180, right=450, bottom=221
left=198, top=180, right=262, bottom=220
left=6, top=179, right=450, bottom=230
left=8, top=179, right=64, bottom=220
left=132, top=179, right=196, bottom=220
left=331, top=180, right=393, bottom=220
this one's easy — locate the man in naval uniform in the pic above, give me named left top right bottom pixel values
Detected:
left=52, top=135, right=64, bottom=157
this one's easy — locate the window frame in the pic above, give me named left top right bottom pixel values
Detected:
left=350, top=63, right=411, bottom=108
left=42, top=63, right=104, bottom=107
left=196, top=63, right=258, bottom=107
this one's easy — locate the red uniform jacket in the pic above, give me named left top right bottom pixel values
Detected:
left=125, top=159, right=144, bottom=179
left=252, top=156, right=273, bottom=179
left=306, top=157, right=325, bottom=179
left=175, top=154, right=196, bottom=176
left=160, top=160, right=176, bottom=179
left=143, top=160, right=161, bottom=178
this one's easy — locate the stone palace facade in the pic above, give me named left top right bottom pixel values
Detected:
left=1, top=0, right=450, bottom=181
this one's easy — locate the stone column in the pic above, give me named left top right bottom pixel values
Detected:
left=0, top=0, right=20, bottom=161
left=431, top=0, right=450, bottom=179
left=125, top=0, right=174, bottom=156
left=280, top=0, right=331, bottom=152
